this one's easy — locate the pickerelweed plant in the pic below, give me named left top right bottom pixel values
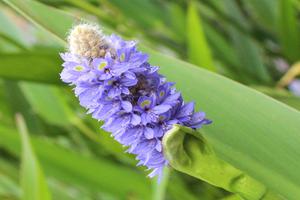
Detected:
left=60, top=24, right=212, bottom=178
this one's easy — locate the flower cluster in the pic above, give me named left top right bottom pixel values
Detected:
left=60, top=24, right=211, bottom=178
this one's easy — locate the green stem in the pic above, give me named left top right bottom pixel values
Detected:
left=277, top=61, right=300, bottom=88
left=152, top=167, right=170, bottom=200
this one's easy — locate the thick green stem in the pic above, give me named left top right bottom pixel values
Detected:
left=152, top=167, right=170, bottom=200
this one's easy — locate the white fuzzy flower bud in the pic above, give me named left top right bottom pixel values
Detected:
left=68, top=24, right=107, bottom=58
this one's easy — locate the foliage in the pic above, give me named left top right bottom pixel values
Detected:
left=0, top=0, right=299, bottom=199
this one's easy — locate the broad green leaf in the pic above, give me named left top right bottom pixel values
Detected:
left=278, top=0, right=300, bottom=62
left=163, top=125, right=281, bottom=200
left=16, top=114, right=52, bottom=200
left=274, top=96, right=300, bottom=111
left=3, top=0, right=76, bottom=45
left=254, top=86, right=300, bottom=111
left=0, top=125, right=151, bottom=199
left=0, top=52, right=61, bottom=84
left=3, top=0, right=300, bottom=199
left=187, top=1, right=215, bottom=71
left=148, top=50, right=300, bottom=199
left=0, top=11, right=29, bottom=50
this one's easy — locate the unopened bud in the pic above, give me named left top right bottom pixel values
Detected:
left=68, top=24, right=107, bottom=58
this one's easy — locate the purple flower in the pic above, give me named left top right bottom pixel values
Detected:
left=91, top=56, right=114, bottom=80
left=60, top=25, right=212, bottom=178
left=136, top=95, right=172, bottom=125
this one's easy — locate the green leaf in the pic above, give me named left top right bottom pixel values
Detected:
left=3, top=0, right=76, bottom=45
left=0, top=11, right=29, bottom=50
left=0, top=80, right=15, bottom=127
left=16, top=114, right=52, bottom=200
left=187, top=1, right=215, bottom=71
left=163, top=125, right=281, bottom=200
left=148, top=50, right=300, bottom=199
left=222, top=194, right=243, bottom=200
left=0, top=125, right=151, bottom=199
left=20, top=82, right=70, bottom=126
left=4, top=0, right=300, bottom=199
left=0, top=52, right=61, bottom=84
left=242, top=0, right=278, bottom=32
left=107, top=0, right=166, bottom=30
left=202, top=22, right=240, bottom=79
left=273, top=96, right=300, bottom=111
left=0, top=174, right=20, bottom=199
left=167, top=2, right=186, bottom=43
left=4, top=81, right=45, bottom=134
left=230, top=31, right=271, bottom=84
left=254, top=86, right=300, bottom=111
left=222, top=0, right=272, bottom=84
left=278, top=0, right=300, bottom=62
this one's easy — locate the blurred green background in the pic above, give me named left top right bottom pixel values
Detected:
left=0, top=0, right=299, bottom=199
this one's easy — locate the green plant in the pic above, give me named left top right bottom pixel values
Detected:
left=0, top=0, right=299, bottom=199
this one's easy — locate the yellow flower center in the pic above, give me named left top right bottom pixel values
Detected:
left=159, top=115, right=165, bottom=121
left=120, top=53, right=125, bottom=62
left=159, top=91, right=165, bottom=97
left=141, top=100, right=151, bottom=108
left=74, top=65, right=84, bottom=71
left=107, top=80, right=113, bottom=85
left=98, top=61, right=107, bottom=70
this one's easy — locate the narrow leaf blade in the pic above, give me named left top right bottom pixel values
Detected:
left=278, top=0, right=300, bottom=62
left=16, top=114, right=51, bottom=200
left=187, top=2, right=215, bottom=71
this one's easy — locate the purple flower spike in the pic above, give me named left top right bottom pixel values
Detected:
left=60, top=24, right=212, bottom=178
